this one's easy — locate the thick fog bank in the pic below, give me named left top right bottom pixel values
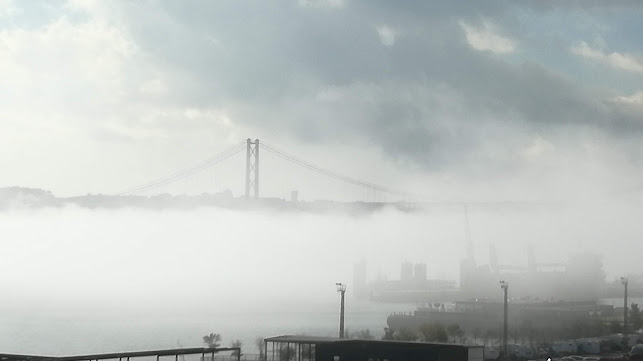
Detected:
left=0, top=203, right=641, bottom=353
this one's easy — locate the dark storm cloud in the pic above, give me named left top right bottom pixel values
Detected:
left=106, top=1, right=643, bottom=170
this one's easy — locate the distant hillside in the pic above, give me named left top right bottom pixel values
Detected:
left=0, top=186, right=415, bottom=214
left=0, top=187, right=61, bottom=210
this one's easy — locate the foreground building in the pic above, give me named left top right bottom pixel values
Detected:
left=264, top=335, right=484, bottom=361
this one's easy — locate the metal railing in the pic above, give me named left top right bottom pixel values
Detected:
left=1, top=347, right=241, bottom=361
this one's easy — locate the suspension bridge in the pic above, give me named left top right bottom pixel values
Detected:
left=116, top=138, right=422, bottom=203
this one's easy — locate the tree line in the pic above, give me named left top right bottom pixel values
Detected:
left=199, top=306, right=643, bottom=360
left=383, top=303, right=643, bottom=347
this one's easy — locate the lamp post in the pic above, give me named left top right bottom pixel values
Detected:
left=621, top=277, right=629, bottom=351
left=500, top=281, right=509, bottom=361
left=336, top=283, right=346, bottom=338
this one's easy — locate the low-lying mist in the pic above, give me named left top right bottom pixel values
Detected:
left=0, top=206, right=465, bottom=313
left=0, top=201, right=641, bottom=353
left=2, top=202, right=642, bottom=308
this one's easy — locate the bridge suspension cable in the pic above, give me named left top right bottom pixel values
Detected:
left=260, top=141, right=425, bottom=200
left=116, top=140, right=247, bottom=196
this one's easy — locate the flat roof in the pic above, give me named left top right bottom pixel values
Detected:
left=264, top=335, right=483, bottom=349
left=265, top=336, right=340, bottom=344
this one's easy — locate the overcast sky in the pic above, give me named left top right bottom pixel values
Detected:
left=1, top=0, right=643, bottom=201
left=3, top=3, right=643, bottom=351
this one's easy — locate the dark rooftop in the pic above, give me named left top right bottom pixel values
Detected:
left=264, top=335, right=482, bottom=349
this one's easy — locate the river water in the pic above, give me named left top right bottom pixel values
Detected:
left=0, top=300, right=410, bottom=356
left=5, top=297, right=637, bottom=356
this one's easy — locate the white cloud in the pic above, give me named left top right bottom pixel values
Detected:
left=0, top=16, right=140, bottom=107
left=297, top=0, right=345, bottom=9
left=65, top=0, right=102, bottom=12
left=612, top=91, right=643, bottom=105
left=376, top=25, right=397, bottom=47
left=571, top=41, right=643, bottom=73
left=0, top=6, right=244, bottom=194
left=519, top=136, right=556, bottom=160
left=139, top=77, right=168, bottom=96
left=459, top=20, right=515, bottom=54
left=0, top=0, right=18, bottom=18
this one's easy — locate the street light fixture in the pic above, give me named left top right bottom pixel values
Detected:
left=500, top=281, right=509, bottom=361
left=336, top=283, right=347, bottom=338
left=621, top=277, right=629, bottom=351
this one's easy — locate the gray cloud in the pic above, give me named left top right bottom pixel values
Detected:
left=2, top=0, right=643, bottom=195
left=107, top=2, right=642, bottom=159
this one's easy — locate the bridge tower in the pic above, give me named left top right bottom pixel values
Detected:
left=245, top=138, right=259, bottom=198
